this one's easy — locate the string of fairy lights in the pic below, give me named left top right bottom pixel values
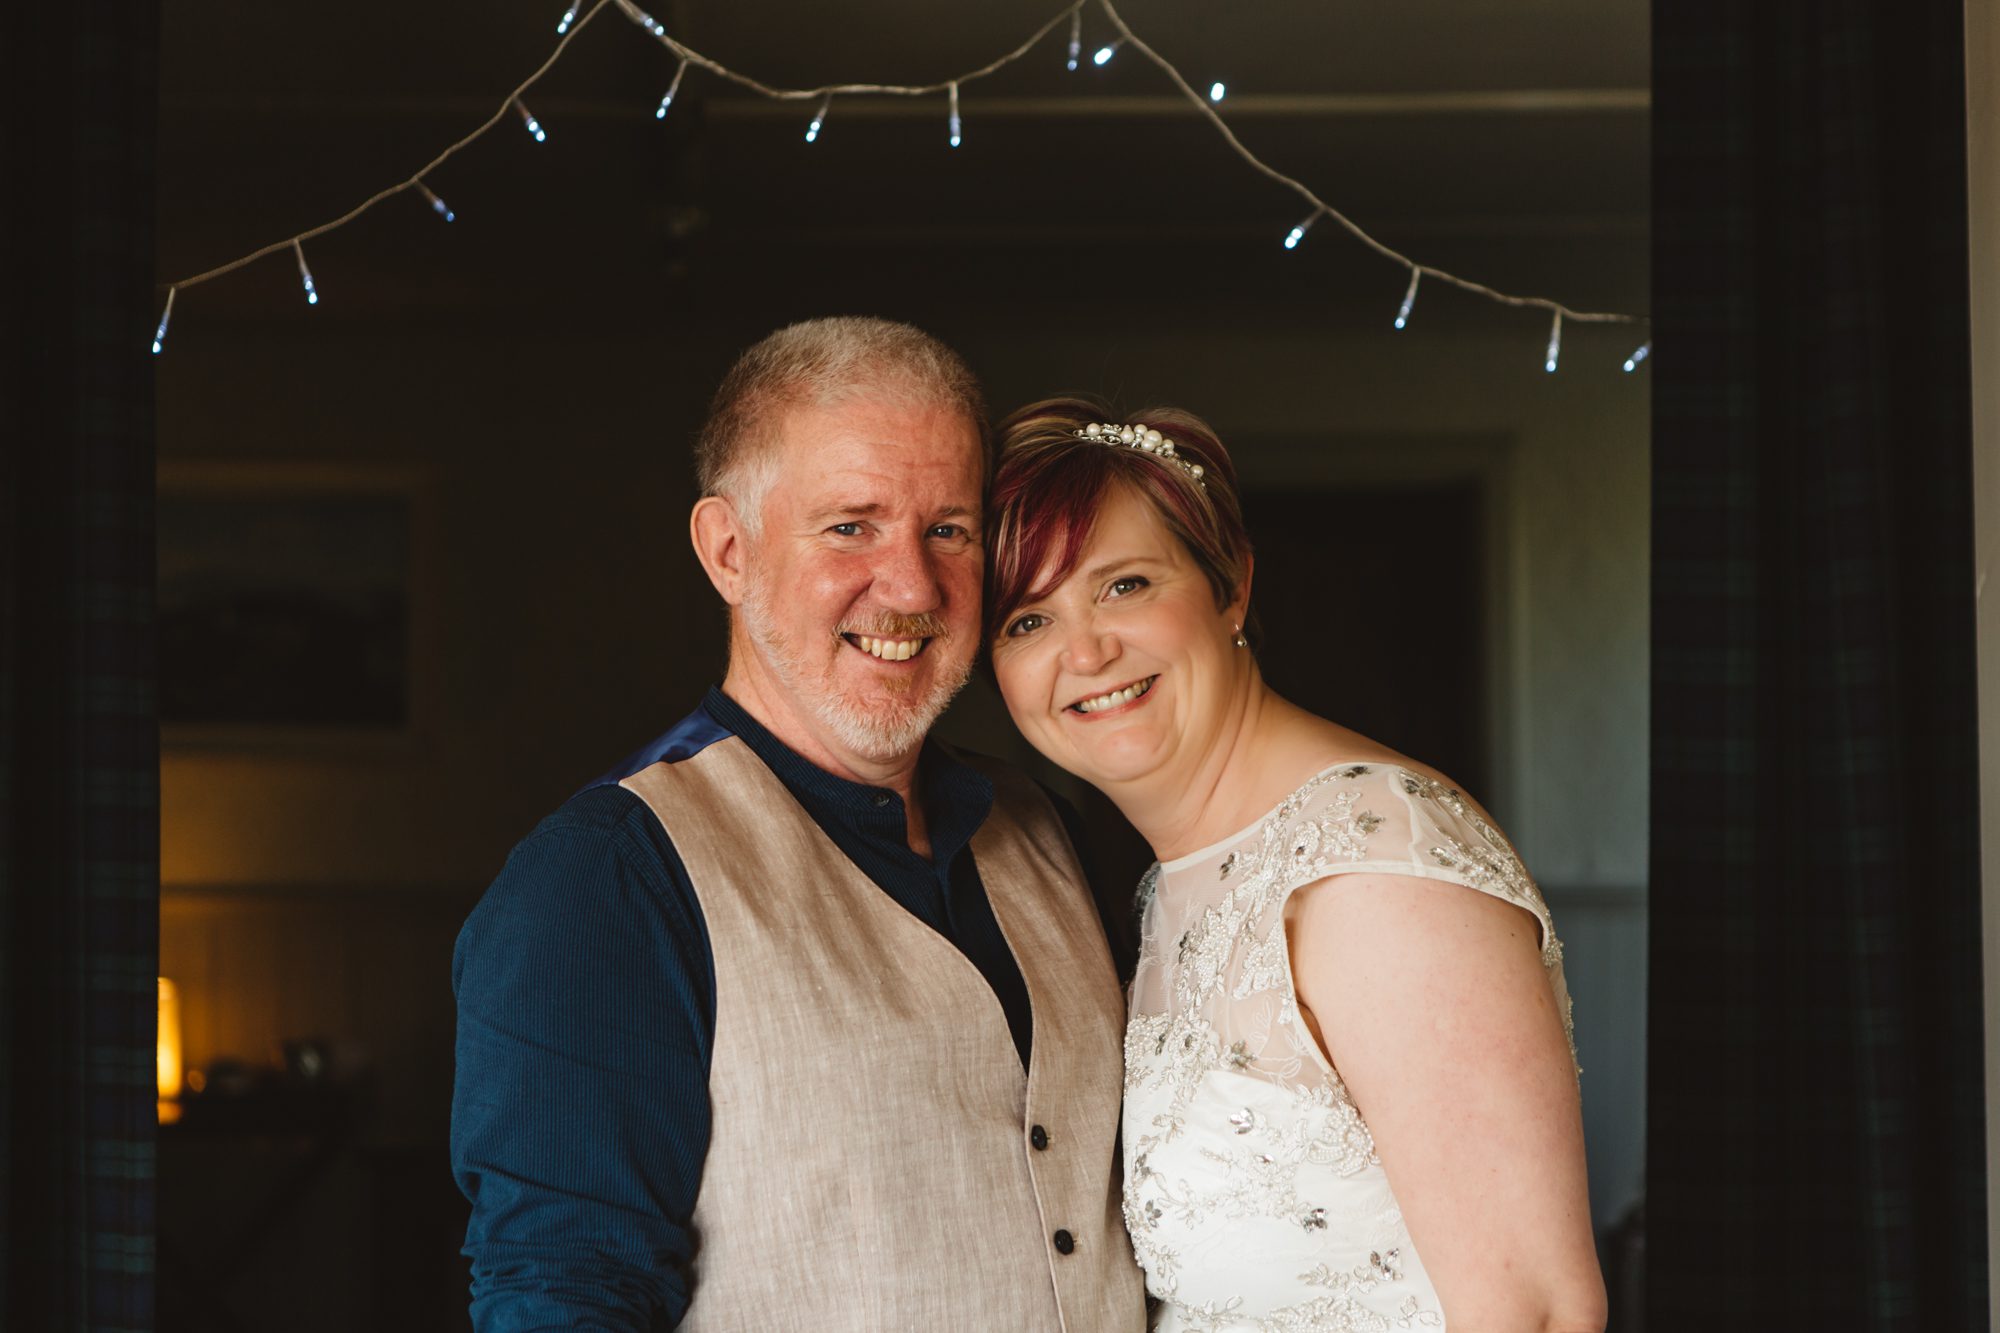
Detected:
left=153, top=0, right=1652, bottom=373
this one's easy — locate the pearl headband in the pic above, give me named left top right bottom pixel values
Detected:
left=1074, top=421, right=1206, bottom=487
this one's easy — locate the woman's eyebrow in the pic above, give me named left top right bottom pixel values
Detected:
left=1079, top=555, right=1164, bottom=583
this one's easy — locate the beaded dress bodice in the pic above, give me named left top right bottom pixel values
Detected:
left=1121, top=763, right=1574, bottom=1333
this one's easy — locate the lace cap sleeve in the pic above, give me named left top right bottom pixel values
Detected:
left=1378, top=769, right=1562, bottom=971
left=1313, top=766, right=1576, bottom=1071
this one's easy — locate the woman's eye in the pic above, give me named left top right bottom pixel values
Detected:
left=1107, top=576, right=1149, bottom=598
left=1005, top=613, right=1048, bottom=637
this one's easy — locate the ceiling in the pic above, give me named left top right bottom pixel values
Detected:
left=160, top=0, right=1648, bottom=103
left=156, top=0, right=1649, bottom=335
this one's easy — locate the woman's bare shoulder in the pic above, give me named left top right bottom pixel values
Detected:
left=1280, top=711, right=1493, bottom=821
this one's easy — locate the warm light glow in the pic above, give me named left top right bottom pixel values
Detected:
left=157, top=978, right=184, bottom=1115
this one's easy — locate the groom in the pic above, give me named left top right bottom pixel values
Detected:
left=450, top=317, right=1144, bottom=1330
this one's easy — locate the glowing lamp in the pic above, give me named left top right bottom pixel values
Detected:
left=157, top=977, right=183, bottom=1123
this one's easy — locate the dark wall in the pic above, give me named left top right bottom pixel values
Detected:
left=155, top=18, right=1650, bottom=1325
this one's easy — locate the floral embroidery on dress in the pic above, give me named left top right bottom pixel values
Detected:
left=1123, top=762, right=1577, bottom=1331
left=1397, top=770, right=1579, bottom=1067
left=1136, top=862, right=1162, bottom=922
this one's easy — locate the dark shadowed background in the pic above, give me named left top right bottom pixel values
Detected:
left=151, top=1, right=1649, bottom=1327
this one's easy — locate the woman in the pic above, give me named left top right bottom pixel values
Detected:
left=986, top=399, right=1605, bottom=1332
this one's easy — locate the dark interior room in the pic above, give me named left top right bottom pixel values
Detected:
left=3, top=0, right=1993, bottom=1329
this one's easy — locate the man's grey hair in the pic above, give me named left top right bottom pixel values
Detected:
left=694, top=317, right=988, bottom=533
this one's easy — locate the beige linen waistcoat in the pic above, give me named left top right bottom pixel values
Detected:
left=621, top=735, right=1144, bottom=1333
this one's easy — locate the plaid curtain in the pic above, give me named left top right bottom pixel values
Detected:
left=1649, top=1, right=1986, bottom=1327
left=0, top=2, right=160, bottom=1330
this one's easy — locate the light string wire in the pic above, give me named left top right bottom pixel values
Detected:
left=1092, top=0, right=1637, bottom=328
left=162, top=0, right=619, bottom=296
left=610, top=0, right=1082, bottom=100
left=157, top=0, right=1648, bottom=355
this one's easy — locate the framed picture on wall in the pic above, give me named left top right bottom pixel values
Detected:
left=158, top=463, right=428, bottom=746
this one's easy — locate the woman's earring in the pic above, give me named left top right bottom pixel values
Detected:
left=1232, top=622, right=1248, bottom=650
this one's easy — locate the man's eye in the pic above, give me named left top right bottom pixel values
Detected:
left=828, top=522, right=864, bottom=537
left=1005, top=613, right=1049, bottom=637
left=1107, top=576, right=1149, bottom=598
left=929, top=523, right=967, bottom=540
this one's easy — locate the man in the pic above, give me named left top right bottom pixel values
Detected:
left=450, top=317, right=1145, bottom=1331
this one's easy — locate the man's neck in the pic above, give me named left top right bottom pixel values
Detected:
left=719, top=657, right=933, bottom=856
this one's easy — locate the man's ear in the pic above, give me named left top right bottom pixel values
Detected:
left=690, top=495, right=751, bottom=607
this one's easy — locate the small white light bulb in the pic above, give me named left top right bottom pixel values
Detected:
left=514, top=98, right=547, bottom=143
left=415, top=181, right=454, bottom=222
left=1544, top=311, right=1563, bottom=373
left=805, top=93, right=831, bottom=143
left=151, top=287, right=175, bottom=355
left=293, top=241, right=319, bottom=307
left=555, top=3, right=578, bottom=34
left=1395, top=268, right=1421, bottom=330
left=1067, top=10, right=1081, bottom=70
left=1283, top=210, right=1320, bottom=250
left=948, top=81, right=961, bottom=148
left=1623, top=340, right=1652, bottom=372
left=1093, top=43, right=1117, bottom=66
left=656, top=59, right=687, bottom=119
left=1209, top=81, right=1226, bottom=103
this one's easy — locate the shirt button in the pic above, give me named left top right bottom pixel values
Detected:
left=1052, top=1229, right=1075, bottom=1255
left=873, top=793, right=892, bottom=807
left=1030, top=1125, right=1049, bottom=1151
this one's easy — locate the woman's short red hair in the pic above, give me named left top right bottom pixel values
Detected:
left=985, top=397, right=1254, bottom=644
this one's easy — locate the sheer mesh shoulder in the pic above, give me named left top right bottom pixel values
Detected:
left=1120, top=762, right=1575, bottom=1331
left=1129, top=762, right=1572, bottom=1097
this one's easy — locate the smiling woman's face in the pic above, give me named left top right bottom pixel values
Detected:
left=991, top=482, right=1245, bottom=789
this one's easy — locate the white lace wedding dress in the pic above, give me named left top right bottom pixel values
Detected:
left=1121, top=762, right=1575, bottom=1332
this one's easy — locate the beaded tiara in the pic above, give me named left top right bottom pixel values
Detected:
left=1074, top=421, right=1206, bottom=487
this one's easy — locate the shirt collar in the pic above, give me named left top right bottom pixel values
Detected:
left=700, top=686, right=995, bottom=865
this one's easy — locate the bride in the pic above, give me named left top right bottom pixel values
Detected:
left=985, top=399, right=1606, bottom=1332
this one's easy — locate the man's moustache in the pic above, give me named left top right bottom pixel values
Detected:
left=838, top=613, right=950, bottom=640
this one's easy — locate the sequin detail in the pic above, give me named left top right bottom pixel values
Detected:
left=1122, top=761, right=1575, bottom=1330
left=1398, top=770, right=1578, bottom=1066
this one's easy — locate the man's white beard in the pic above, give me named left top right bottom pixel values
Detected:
left=739, top=575, right=971, bottom=764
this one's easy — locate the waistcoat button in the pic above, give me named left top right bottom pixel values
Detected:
left=1030, top=1124, right=1049, bottom=1150
left=1053, top=1229, right=1075, bottom=1255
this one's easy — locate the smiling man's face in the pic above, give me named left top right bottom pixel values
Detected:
left=732, top=392, right=985, bottom=772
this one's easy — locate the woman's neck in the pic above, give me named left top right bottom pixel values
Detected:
left=1107, top=673, right=1308, bottom=863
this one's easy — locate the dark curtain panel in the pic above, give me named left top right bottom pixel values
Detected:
left=0, top=2, right=161, bottom=1331
left=1650, top=1, right=1985, bottom=1327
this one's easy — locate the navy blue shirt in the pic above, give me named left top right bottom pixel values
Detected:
left=450, top=688, right=1037, bottom=1332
